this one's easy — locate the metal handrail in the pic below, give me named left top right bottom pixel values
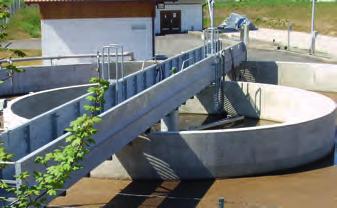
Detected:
left=141, top=56, right=159, bottom=71
left=99, top=44, right=126, bottom=104
left=0, top=52, right=134, bottom=65
left=181, top=57, right=194, bottom=70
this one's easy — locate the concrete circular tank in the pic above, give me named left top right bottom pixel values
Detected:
left=4, top=85, right=90, bottom=128
left=4, top=63, right=337, bottom=180
left=91, top=81, right=336, bottom=180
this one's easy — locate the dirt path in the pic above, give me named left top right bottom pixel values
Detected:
left=6, top=39, right=41, bottom=50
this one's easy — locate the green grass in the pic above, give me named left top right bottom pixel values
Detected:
left=0, top=49, right=42, bottom=66
left=7, top=6, right=41, bottom=40
left=215, top=0, right=315, bottom=7
left=204, top=0, right=337, bottom=36
left=5, top=1, right=337, bottom=39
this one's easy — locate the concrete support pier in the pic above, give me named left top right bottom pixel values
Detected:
left=240, top=24, right=249, bottom=46
left=161, top=110, right=179, bottom=132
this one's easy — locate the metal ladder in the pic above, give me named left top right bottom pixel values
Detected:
left=203, top=28, right=220, bottom=57
left=204, top=28, right=224, bottom=113
left=97, top=44, right=125, bottom=104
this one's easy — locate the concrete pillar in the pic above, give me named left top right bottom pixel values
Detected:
left=240, top=24, right=249, bottom=46
left=309, top=31, right=318, bottom=55
left=240, top=28, right=244, bottom=42
left=243, top=24, right=249, bottom=45
left=287, top=22, right=292, bottom=50
left=161, top=110, right=179, bottom=132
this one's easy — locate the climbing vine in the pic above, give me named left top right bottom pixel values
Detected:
left=0, top=77, right=109, bottom=207
left=0, top=1, right=25, bottom=188
left=0, top=0, right=25, bottom=84
left=0, top=2, right=110, bottom=207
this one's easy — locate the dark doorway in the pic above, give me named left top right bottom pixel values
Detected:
left=160, top=10, right=181, bottom=34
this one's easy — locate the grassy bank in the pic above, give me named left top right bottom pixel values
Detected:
left=204, top=0, right=337, bottom=36
left=7, top=6, right=41, bottom=40
left=5, top=1, right=337, bottom=39
left=0, top=49, right=42, bottom=66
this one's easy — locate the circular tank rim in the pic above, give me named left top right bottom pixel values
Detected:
left=4, top=84, right=94, bottom=129
left=6, top=82, right=337, bottom=132
left=90, top=81, right=337, bottom=180
left=153, top=82, right=337, bottom=134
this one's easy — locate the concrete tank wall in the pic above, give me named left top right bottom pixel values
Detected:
left=229, top=61, right=337, bottom=125
left=12, top=86, right=89, bottom=119
left=230, top=61, right=337, bottom=93
left=90, top=81, right=337, bottom=180
left=4, top=85, right=91, bottom=128
left=0, top=61, right=154, bottom=96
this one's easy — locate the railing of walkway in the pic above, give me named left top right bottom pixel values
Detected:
left=0, top=52, right=135, bottom=68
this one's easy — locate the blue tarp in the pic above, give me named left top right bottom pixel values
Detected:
left=218, top=13, right=258, bottom=32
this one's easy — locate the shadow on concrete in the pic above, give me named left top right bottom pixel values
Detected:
left=228, top=61, right=279, bottom=85
left=223, top=82, right=262, bottom=119
left=101, top=133, right=215, bottom=207
left=112, top=132, right=215, bottom=179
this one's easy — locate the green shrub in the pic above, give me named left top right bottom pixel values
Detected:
left=7, top=5, right=41, bottom=39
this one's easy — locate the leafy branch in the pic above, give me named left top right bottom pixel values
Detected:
left=0, top=77, right=109, bottom=207
left=0, top=2, right=111, bottom=207
left=0, top=0, right=26, bottom=84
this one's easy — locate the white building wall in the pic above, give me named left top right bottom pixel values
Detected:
left=155, top=4, right=202, bottom=34
left=41, top=18, right=153, bottom=63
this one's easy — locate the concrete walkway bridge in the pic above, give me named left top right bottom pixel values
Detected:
left=0, top=41, right=247, bottom=202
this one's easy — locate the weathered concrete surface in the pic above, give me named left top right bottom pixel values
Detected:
left=90, top=82, right=336, bottom=180
left=230, top=61, right=337, bottom=93
left=179, top=85, right=220, bottom=114
left=3, top=85, right=90, bottom=128
left=0, top=61, right=154, bottom=96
